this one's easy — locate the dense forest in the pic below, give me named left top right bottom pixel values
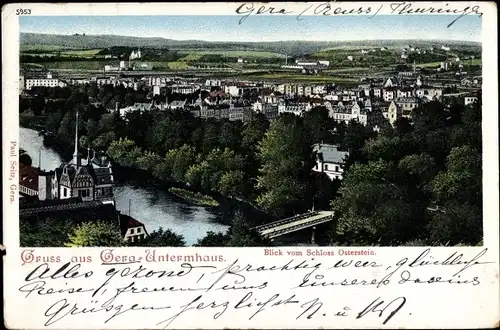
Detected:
left=20, top=84, right=482, bottom=246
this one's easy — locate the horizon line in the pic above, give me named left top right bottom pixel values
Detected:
left=20, top=32, right=481, bottom=44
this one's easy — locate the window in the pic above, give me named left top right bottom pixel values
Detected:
left=63, top=187, right=67, bottom=197
left=324, top=164, right=329, bottom=171
left=78, top=189, right=90, bottom=198
left=137, top=228, right=141, bottom=233
left=335, top=166, right=340, bottom=172
left=130, top=228, right=135, bottom=234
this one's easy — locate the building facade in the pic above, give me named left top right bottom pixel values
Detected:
left=312, top=144, right=349, bottom=180
left=34, top=111, right=115, bottom=204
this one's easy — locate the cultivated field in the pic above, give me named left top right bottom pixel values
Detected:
left=19, top=41, right=482, bottom=76
left=178, top=50, right=286, bottom=59
left=242, top=72, right=359, bottom=84
left=20, top=44, right=66, bottom=51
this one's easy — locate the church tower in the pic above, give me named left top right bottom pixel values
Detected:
left=72, top=110, right=81, bottom=166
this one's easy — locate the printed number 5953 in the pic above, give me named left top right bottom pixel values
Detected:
left=16, top=9, right=32, bottom=15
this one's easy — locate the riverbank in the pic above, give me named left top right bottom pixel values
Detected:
left=20, top=127, right=230, bottom=246
left=168, top=187, right=219, bottom=208
left=113, top=164, right=272, bottom=227
left=30, top=125, right=275, bottom=227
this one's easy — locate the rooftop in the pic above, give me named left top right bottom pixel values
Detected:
left=20, top=164, right=40, bottom=191
left=119, top=213, right=148, bottom=237
left=313, top=144, right=349, bottom=164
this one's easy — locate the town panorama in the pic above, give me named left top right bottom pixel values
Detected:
left=18, top=26, right=482, bottom=248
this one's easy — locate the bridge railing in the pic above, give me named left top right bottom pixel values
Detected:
left=253, top=211, right=319, bottom=232
left=261, top=214, right=334, bottom=239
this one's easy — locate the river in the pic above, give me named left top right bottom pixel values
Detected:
left=19, top=127, right=229, bottom=246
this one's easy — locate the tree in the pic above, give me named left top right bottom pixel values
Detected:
left=332, top=159, right=425, bottom=245
left=342, top=120, right=373, bottom=166
left=65, top=221, right=125, bottom=247
left=19, top=96, right=30, bottom=113
left=398, top=153, right=437, bottom=185
left=363, top=136, right=403, bottom=162
left=124, top=111, right=154, bottom=147
left=107, top=138, right=141, bottom=167
left=307, top=171, right=339, bottom=211
left=343, top=120, right=371, bottom=152
left=303, top=106, right=332, bottom=144
left=219, top=120, right=242, bottom=151
left=194, top=148, right=245, bottom=193
left=85, top=118, right=100, bottom=142
left=217, top=170, right=246, bottom=197
left=136, top=151, right=162, bottom=172
left=226, top=213, right=267, bottom=247
left=426, top=202, right=482, bottom=246
left=31, top=95, right=45, bottom=116
left=201, top=120, right=220, bottom=154
left=185, top=163, right=204, bottom=189
left=428, top=145, right=481, bottom=205
left=194, top=231, right=229, bottom=247
left=171, top=144, right=197, bottom=182
left=256, top=115, right=314, bottom=217
left=142, top=227, right=186, bottom=247
left=393, top=117, right=412, bottom=136
left=57, top=111, right=77, bottom=144
left=21, top=217, right=74, bottom=247
left=241, top=113, right=269, bottom=152
left=378, top=121, right=394, bottom=138
left=257, top=177, right=306, bottom=217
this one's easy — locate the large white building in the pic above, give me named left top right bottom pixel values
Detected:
left=129, top=49, right=142, bottom=60
left=25, top=72, right=67, bottom=90
left=465, top=96, right=479, bottom=106
left=329, top=100, right=384, bottom=128
left=312, top=144, right=349, bottom=180
left=171, top=84, right=198, bottom=94
left=278, top=102, right=311, bottom=116
left=387, top=97, right=423, bottom=125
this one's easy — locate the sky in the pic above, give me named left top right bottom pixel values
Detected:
left=20, top=15, right=481, bottom=42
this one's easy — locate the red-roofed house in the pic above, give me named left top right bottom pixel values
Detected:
left=210, top=90, right=226, bottom=98
left=120, top=214, right=149, bottom=243
left=19, top=164, right=39, bottom=196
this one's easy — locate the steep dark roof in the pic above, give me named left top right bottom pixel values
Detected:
left=20, top=164, right=39, bottom=190
left=20, top=200, right=104, bottom=216
left=119, top=213, right=148, bottom=237
left=20, top=197, right=83, bottom=209
left=93, top=168, right=113, bottom=184
left=313, top=144, right=349, bottom=164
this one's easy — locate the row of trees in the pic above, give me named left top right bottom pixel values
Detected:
left=20, top=217, right=186, bottom=247
left=20, top=212, right=266, bottom=248
left=107, top=106, right=346, bottom=218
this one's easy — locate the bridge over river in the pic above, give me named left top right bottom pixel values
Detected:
left=253, top=210, right=335, bottom=241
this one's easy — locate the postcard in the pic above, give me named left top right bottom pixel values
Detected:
left=2, top=2, right=499, bottom=329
